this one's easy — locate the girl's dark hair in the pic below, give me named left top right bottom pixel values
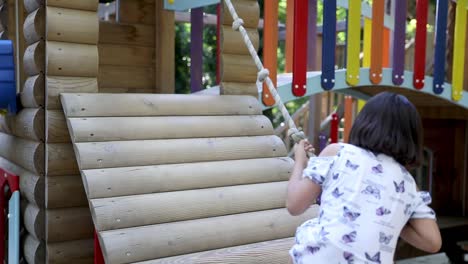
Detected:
left=349, top=92, right=423, bottom=168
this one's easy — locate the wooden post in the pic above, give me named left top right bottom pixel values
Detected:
left=155, top=0, right=175, bottom=94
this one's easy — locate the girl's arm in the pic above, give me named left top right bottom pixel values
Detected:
left=286, top=142, right=340, bottom=216
left=400, top=218, right=442, bottom=253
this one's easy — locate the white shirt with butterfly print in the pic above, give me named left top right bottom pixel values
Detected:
left=290, top=143, right=435, bottom=264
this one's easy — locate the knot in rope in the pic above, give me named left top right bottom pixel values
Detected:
left=287, top=128, right=307, bottom=144
left=257, top=68, right=269, bottom=82
left=232, top=18, right=244, bottom=31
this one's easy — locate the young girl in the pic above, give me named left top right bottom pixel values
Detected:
left=287, top=92, right=441, bottom=264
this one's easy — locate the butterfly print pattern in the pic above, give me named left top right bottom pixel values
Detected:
left=345, top=160, right=359, bottom=170
left=307, top=245, right=321, bottom=254
left=393, top=180, right=405, bottom=193
left=342, top=231, right=357, bottom=244
left=379, top=232, right=393, bottom=245
left=343, top=206, right=361, bottom=221
left=332, top=172, right=339, bottom=180
left=371, top=164, right=383, bottom=174
left=361, top=185, right=381, bottom=199
left=376, top=206, right=391, bottom=216
left=404, top=204, right=412, bottom=215
left=332, top=187, right=344, bottom=198
left=365, top=252, right=381, bottom=263
left=343, top=251, right=354, bottom=264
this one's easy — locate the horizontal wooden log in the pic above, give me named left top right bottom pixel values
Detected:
left=24, top=0, right=44, bottom=13
left=46, top=76, right=98, bottom=110
left=60, top=94, right=262, bottom=117
left=24, top=203, right=45, bottom=240
left=83, top=157, right=293, bottom=199
left=99, top=22, right=154, bottom=47
left=46, top=6, right=98, bottom=44
left=220, top=82, right=259, bottom=97
left=46, top=41, right=98, bottom=77
left=100, top=207, right=318, bottom=263
left=76, top=135, right=286, bottom=170
left=24, top=235, right=45, bottom=264
left=23, top=41, right=45, bottom=76
left=223, top=0, right=259, bottom=28
left=46, top=207, right=94, bottom=242
left=47, top=239, right=94, bottom=263
left=98, top=65, right=154, bottom=90
left=0, top=157, right=44, bottom=207
left=23, top=7, right=45, bottom=45
left=0, top=132, right=44, bottom=175
left=46, top=110, right=70, bottom=143
left=92, top=181, right=288, bottom=231
left=98, top=44, right=154, bottom=67
left=46, top=175, right=87, bottom=208
left=138, top=237, right=294, bottom=264
left=46, top=0, right=97, bottom=11
left=221, top=54, right=257, bottom=83
left=0, top=108, right=44, bottom=141
left=98, top=87, right=154, bottom=93
left=21, top=74, right=45, bottom=108
left=119, top=0, right=154, bottom=25
left=46, top=143, right=79, bottom=176
left=222, top=26, right=259, bottom=55
left=68, top=115, right=273, bottom=142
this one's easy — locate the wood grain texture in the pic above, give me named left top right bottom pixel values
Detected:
left=0, top=132, right=44, bottom=175
left=137, top=237, right=294, bottom=264
left=23, top=7, right=45, bottom=45
left=119, top=0, right=154, bottom=25
left=46, top=41, right=98, bottom=77
left=60, top=94, right=262, bottom=117
left=98, top=65, right=154, bottom=90
left=23, top=234, right=45, bottom=264
left=47, top=239, right=94, bottom=264
left=222, top=0, right=259, bottom=28
left=46, top=110, right=70, bottom=143
left=46, top=0, right=97, bottom=11
left=23, top=203, right=45, bottom=240
left=46, top=76, right=98, bottom=109
left=46, top=175, right=87, bottom=208
left=99, top=22, right=154, bottom=47
left=99, top=207, right=318, bottom=263
left=75, top=135, right=286, bottom=170
left=68, top=115, right=273, bottom=142
left=23, top=41, right=45, bottom=76
left=46, top=143, right=78, bottom=176
left=92, top=182, right=288, bottom=231
left=46, top=6, right=98, bottom=44
left=155, top=0, right=174, bottom=93
left=46, top=207, right=93, bottom=242
left=221, top=54, right=258, bottom=83
left=99, top=44, right=154, bottom=67
left=21, top=74, right=45, bottom=108
left=0, top=108, right=44, bottom=141
left=220, top=82, right=259, bottom=97
left=222, top=26, right=259, bottom=55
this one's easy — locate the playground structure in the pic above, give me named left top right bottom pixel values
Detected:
left=0, top=0, right=466, bottom=263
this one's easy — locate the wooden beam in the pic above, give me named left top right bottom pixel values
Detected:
left=46, top=110, right=70, bottom=143
left=0, top=108, right=44, bottom=141
left=21, top=74, right=45, bottom=108
left=46, top=143, right=78, bottom=176
left=118, top=0, right=154, bottom=25
left=155, top=0, right=175, bottom=93
left=0, top=132, right=44, bottom=175
left=23, top=7, right=45, bottom=45
left=23, top=41, right=45, bottom=76
left=46, top=76, right=98, bottom=110
left=24, top=0, right=44, bottom=13
left=47, top=239, right=94, bottom=263
left=222, top=26, right=259, bottom=55
left=46, top=0, right=97, bottom=11
left=23, top=203, right=45, bottom=240
left=46, top=41, right=98, bottom=77
left=23, top=235, right=45, bottom=264
left=99, top=21, right=154, bottom=47
left=98, top=65, right=154, bottom=90
left=46, top=207, right=93, bottom=242
left=98, top=44, right=154, bottom=67
left=46, top=175, right=87, bottom=208
left=46, top=6, right=98, bottom=44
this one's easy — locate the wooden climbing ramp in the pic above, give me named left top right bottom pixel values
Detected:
left=60, top=93, right=318, bottom=264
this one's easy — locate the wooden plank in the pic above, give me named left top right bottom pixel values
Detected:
left=221, top=54, right=257, bottom=83
left=0, top=157, right=44, bottom=207
left=46, top=175, right=87, bottom=208
left=99, top=22, right=154, bottom=47
left=23, top=235, right=45, bottom=264
left=21, top=74, right=45, bottom=108
left=46, top=0, right=97, bottom=11
left=68, top=115, right=273, bottom=142
left=23, top=41, right=45, bottom=76
left=83, top=157, right=292, bottom=199
left=119, top=0, right=155, bottom=25
left=46, top=76, right=98, bottom=110
left=99, top=207, right=318, bottom=263
left=417, top=106, right=468, bottom=120
left=46, top=41, right=98, bottom=77
left=222, top=0, right=259, bottom=28
left=220, top=82, right=259, bottom=97
left=46, top=207, right=93, bottom=242
left=0, top=108, right=44, bottom=141
left=46, top=6, right=98, bottom=44
left=137, top=237, right=294, bottom=264
left=23, top=203, right=45, bottom=240
left=0, top=132, right=44, bottom=175
left=155, top=0, right=174, bottom=93
left=24, top=0, right=44, bottom=13
left=47, top=239, right=94, bottom=264
left=23, top=7, right=45, bottom=45
left=98, top=44, right=154, bottom=67
left=75, top=135, right=286, bottom=170
left=98, top=65, right=154, bottom=90
left=60, top=94, right=262, bottom=117
left=46, top=143, right=78, bottom=176
left=92, top=182, right=288, bottom=231
left=46, top=110, right=70, bottom=143
left=222, top=26, right=259, bottom=55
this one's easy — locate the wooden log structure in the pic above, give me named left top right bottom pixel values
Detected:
left=0, top=108, right=44, bottom=141
left=21, top=74, right=45, bottom=108
left=47, top=239, right=94, bottom=263
left=23, top=235, right=46, bottom=264
left=220, top=0, right=260, bottom=96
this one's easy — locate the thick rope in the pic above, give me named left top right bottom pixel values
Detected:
left=224, top=0, right=309, bottom=147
